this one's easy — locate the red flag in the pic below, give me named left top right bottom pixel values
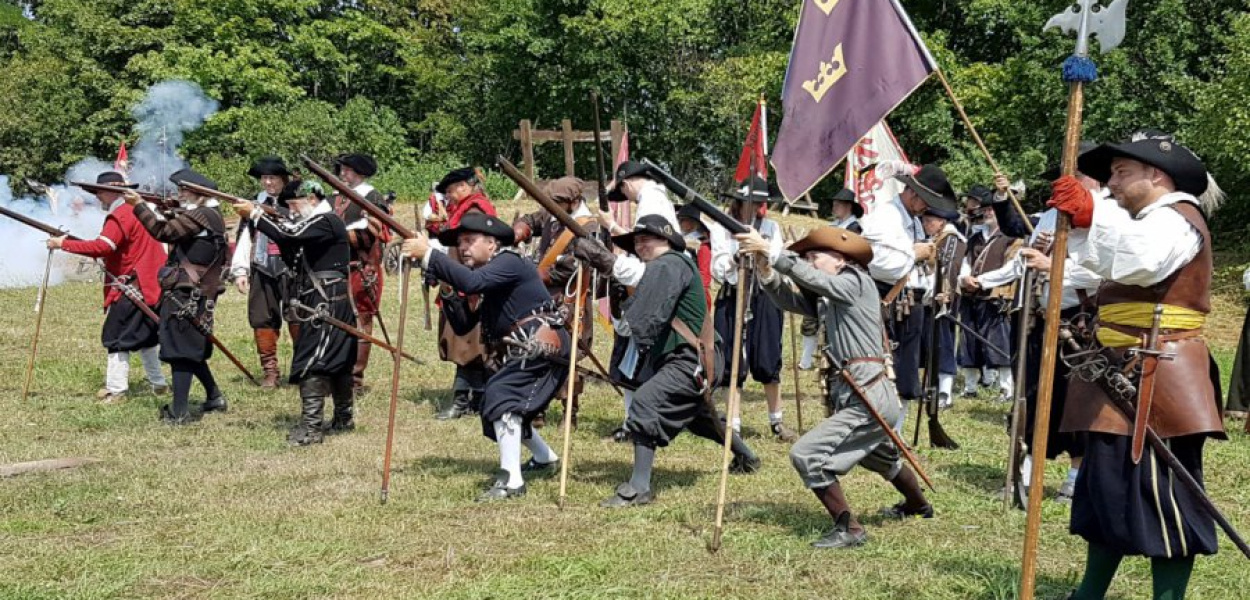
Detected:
left=734, top=99, right=769, bottom=183
left=113, top=141, right=129, bottom=174
left=614, top=129, right=630, bottom=170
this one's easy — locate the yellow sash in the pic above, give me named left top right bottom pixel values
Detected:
left=1096, top=302, right=1206, bottom=348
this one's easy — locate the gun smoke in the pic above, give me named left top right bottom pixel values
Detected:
left=0, top=80, right=218, bottom=289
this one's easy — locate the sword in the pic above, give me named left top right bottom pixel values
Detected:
left=1127, top=304, right=1173, bottom=464
left=837, top=364, right=937, bottom=493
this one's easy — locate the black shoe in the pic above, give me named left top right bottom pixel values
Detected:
left=521, top=457, right=558, bottom=473
left=813, top=512, right=867, bottom=549
left=201, top=393, right=228, bottom=414
left=323, top=416, right=356, bottom=435
left=879, top=501, right=935, bottom=520
left=812, top=525, right=868, bottom=549
left=436, top=392, right=472, bottom=421
left=771, top=422, right=798, bottom=443
left=729, top=454, right=761, bottom=474
left=476, top=482, right=526, bottom=502
left=599, top=483, right=655, bottom=508
left=603, top=427, right=631, bottom=443
left=159, top=404, right=199, bottom=426
left=287, top=424, right=324, bottom=446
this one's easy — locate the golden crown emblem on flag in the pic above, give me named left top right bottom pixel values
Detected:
left=801, top=44, right=847, bottom=103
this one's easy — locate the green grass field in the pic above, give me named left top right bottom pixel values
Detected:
left=3, top=229, right=1250, bottom=599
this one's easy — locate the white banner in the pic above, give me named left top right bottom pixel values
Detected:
left=843, top=120, right=910, bottom=214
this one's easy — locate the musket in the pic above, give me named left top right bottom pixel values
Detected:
left=174, top=180, right=283, bottom=219
left=915, top=234, right=959, bottom=450
left=498, top=156, right=591, bottom=238
left=640, top=159, right=749, bottom=235
left=289, top=300, right=423, bottom=365
left=414, top=203, right=432, bottom=331
left=71, top=181, right=174, bottom=209
left=300, top=154, right=417, bottom=239
left=1021, top=3, right=1130, bottom=597
left=540, top=351, right=636, bottom=392
left=300, top=155, right=415, bottom=503
left=0, top=205, right=260, bottom=386
left=938, top=313, right=1011, bottom=362
left=1004, top=268, right=1035, bottom=510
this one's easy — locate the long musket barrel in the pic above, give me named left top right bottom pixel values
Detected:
left=591, top=91, right=610, bottom=214
left=497, top=156, right=591, bottom=238
left=174, top=180, right=282, bottom=218
left=290, top=300, right=423, bottom=365
left=71, top=182, right=168, bottom=206
left=639, top=159, right=748, bottom=235
left=300, top=154, right=417, bottom=239
left=0, top=205, right=77, bottom=238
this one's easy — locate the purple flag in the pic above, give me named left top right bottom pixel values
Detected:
left=772, top=0, right=935, bottom=200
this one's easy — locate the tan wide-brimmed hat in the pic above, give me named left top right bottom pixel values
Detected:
left=787, top=226, right=873, bottom=268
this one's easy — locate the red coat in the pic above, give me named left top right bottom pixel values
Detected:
left=448, top=191, right=496, bottom=229
left=61, top=202, right=166, bottom=307
left=695, top=241, right=713, bottom=309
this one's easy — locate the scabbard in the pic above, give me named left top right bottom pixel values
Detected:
left=1132, top=355, right=1159, bottom=464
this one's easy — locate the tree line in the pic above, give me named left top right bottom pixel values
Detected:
left=0, top=0, right=1247, bottom=235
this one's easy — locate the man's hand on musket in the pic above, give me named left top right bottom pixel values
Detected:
left=735, top=229, right=774, bottom=279
left=45, top=235, right=65, bottom=250
left=122, top=189, right=144, bottom=207
left=961, top=274, right=981, bottom=292
left=231, top=200, right=256, bottom=219
left=1020, top=248, right=1052, bottom=272
left=402, top=233, right=431, bottom=261
left=734, top=229, right=770, bottom=257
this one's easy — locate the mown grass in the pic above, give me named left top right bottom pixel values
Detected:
left=2, top=204, right=1249, bottom=599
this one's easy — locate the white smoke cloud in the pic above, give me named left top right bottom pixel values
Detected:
left=125, top=80, right=219, bottom=195
left=0, top=175, right=106, bottom=288
left=0, top=79, right=218, bottom=289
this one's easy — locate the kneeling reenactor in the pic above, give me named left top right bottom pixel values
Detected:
left=740, top=226, right=933, bottom=548
left=404, top=213, right=569, bottom=501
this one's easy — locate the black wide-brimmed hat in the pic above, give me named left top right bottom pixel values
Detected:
left=898, top=164, right=959, bottom=216
left=96, top=171, right=137, bottom=189
left=960, top=184, right=993, bottom=206
left=248, top=156, right=291, bottom=179
left=1041, top=141, right=1099, bottom=180
left=719, top=175, right=776, bottom=204
left=1078, top=129, right=1208, bottom=196
left=436, top=167, right=477, bottom=194
left=608, top=161, right=654, bottom=201
left=334, top=153, right=378, bottom=178
left=831, top=188, right=864, bottom=218
left=788, top=226, right=873, bottom=268
left=436, top=212, right=515, bottom=247
left=611, top=214, right=685, bottom=255
left=170, top=168, right=217, bottom=191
